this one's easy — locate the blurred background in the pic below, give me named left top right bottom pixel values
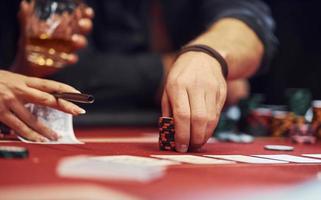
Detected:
left=0, top=0, right=320, bottom=126
left=251, top=0, right=321, bottom=103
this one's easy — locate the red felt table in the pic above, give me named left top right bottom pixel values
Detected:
left=1, top=127, right=321, bottom=199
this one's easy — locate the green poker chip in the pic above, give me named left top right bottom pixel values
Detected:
left=0, top=146, right=29, bottom=159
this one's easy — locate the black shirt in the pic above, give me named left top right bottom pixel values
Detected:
left=0, top=0, right=276, bottom=109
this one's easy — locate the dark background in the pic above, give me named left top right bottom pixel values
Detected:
left=0, top=0, right=320, bottom=107
left=251, top=0, right=321, bottom=104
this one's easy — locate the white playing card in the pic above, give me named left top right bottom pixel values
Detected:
left=204, top=155, right=288, bottom=164
left=253, top=155, right=321, bottom=163
left=302, top=154, right=321, bottom=159
left=19, top=103, right=82, bottom=144
left=92, top=155, right=179, bottom=166
left=58, top=155, right=178, bottom=183
left=150, top=155, right=235, bottom=164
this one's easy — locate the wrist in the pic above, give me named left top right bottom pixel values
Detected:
left=176, top=44, right=229, bottom=80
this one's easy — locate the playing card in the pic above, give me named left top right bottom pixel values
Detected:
left=150, top=155, right=235, bottom=164
left=253, top=155, right=321, bottom=163
left=92, top=155, right=179, bottom=166
left=204, top=155, right=288, bottom=164
left=302, top=154, right=321, bottom=159
left=58, top=155, right=177, bottom=182
left=18, top=103, right=82, bottom=144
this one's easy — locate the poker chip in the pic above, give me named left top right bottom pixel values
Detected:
left=0, top=146, right=29, bottom=159
left=216, top=131, right=254, bottom=143
left=264, top=145, right=294, bottom=151
left=311, top=100, right=321, bottom=138
left=159, top=117, right=175, bottom=151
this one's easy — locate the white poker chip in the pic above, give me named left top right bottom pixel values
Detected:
left=264, top=145, right=294, bottom=151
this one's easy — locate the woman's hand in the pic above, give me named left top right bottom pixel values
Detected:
left=0, top=70, right=85, bottom=142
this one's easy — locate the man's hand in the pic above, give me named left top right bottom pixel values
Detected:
left=0, top=70, right=85, bottom=142
left=161, top=52, right=227, bottom=152
left=12, top=0, right=94, bottom=77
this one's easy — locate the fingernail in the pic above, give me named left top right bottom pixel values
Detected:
left=176, top=144, right=188, bottom=153
left=78, top=19, right=89, bottom=27
left=75, top=107, right=86, bottom=115
left=51, top=133, right=59, bottom=141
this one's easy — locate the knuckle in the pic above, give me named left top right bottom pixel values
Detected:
left=167, top=77, right=187, bottom=89
left=175, top=110, right=190, bottom=121
left=3, top=93, right=15, bottom=102
left=176, top=77, right=189, bottom=87
left=207, top=81, right=217, bottom=89
left=192, top=112, right=207, bottom=123
left=39, top=95, right=54, bottom=105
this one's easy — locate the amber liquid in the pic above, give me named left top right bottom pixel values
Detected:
left=26, top=36, right=74, bottom=68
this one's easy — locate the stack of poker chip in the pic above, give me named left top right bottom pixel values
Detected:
left=159, top=117, right=175, bottom=151
left=271, top=111, right=295, bottom=137
left=312, top=100, right=321, bottom=138
left=289, top=116, right=316, bottom=144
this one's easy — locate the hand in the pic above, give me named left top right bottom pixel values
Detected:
left=0, top=70, right=85, bottom=142
left=161, top=52, right=227, bottom=152
left=12, top=0, right=94, bottom=77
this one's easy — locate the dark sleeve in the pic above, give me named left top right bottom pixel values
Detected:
left=50, top=46, right=164, bottom=110
left=200, top=0, right=278, bottom=74
left=0, top=0, right=20, bottom=68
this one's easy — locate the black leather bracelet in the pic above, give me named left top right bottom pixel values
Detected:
left=176, top=44, right=229, bottom=80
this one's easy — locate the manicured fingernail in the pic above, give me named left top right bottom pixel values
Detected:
left=75, top=108, right=86, bottom=115
left=176, top=144, right=188, bottom=153
left=51, top=133, right=59, bottom=141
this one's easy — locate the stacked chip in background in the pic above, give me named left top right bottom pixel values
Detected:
left=271, top=111, right=295, bottom=137
left=159, top=117, right=175, bottom=151
left=289, top=116, right=316, bottom=144
left=312, top=100, right=321, bottom=138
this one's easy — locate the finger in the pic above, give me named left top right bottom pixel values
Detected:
left=167, top=86, right=190, bottom=153
left=204, top=92, right=220, bottom=142
left=188, top=88, right=207, bottom=149
left=78, top=18, right=93, bottom=34
left=0, top=112, right=47, bottom=142
left=8, top=99, right=58, bottom=141
left=26, top=77, right=80, bottom=94
left=19, top=0, right=32, bottom=22
left=65, top=53, right=79, bottom=65
left=216, top=84, right=227, bottom=116
left=71, top=34, right=88, bottom=50
left=22, top=87, right=86, bottom=115
left=83, top=7, right=94, bottom=19
left=161, top=90, right=172, bottom=117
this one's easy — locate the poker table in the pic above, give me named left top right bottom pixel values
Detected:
left=1, top=127, right=321, bottom=200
